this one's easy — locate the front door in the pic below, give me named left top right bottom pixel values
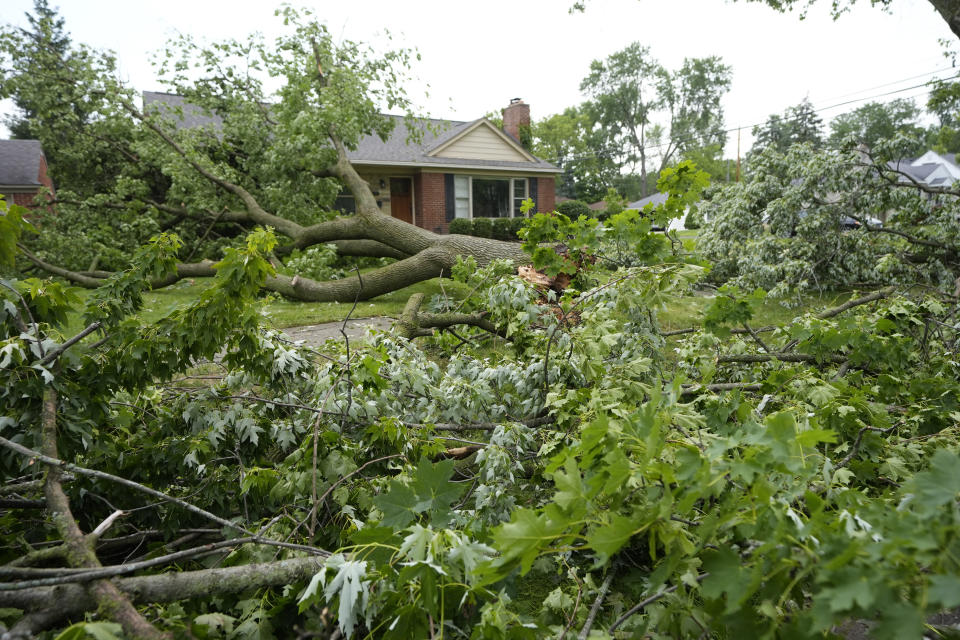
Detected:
left=390, top=178, right=413, bottom=224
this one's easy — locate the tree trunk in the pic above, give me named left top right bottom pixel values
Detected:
left=928, top=0, right=960, bottom=40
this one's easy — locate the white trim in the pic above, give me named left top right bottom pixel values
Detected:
left=453, top=175, right=529, bottom=219
left=425, top=119, right=539, bottom=163
left=351, top=159, right=560, bottom=174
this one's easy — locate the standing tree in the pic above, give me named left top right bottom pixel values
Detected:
left=531, top=105, right=615, bottom=202
left=827, top=98, right=930, bottom=153
left=751, top=97, right=824, bottom=153
left=581, top=43, right=731, bottom=197
left=0, top=0, right=131, bottom=194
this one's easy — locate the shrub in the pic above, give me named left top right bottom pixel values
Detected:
left=555, top=199, right=592, bottom=220
left=472, top=217, right=493, bottom=238
left=448, top=218, right=471, bottom=235
left=492, top=218, right=515, bottom=241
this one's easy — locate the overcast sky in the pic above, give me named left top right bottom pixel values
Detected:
left=0, top=0, right=954, bottom=154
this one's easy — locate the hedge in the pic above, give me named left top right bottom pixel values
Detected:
left=447, top=217, right=527, bottom=241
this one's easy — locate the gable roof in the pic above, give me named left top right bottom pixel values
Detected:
left=347, top=115, right=559, bottom=173
left=0, top=139, right=44, bottom=187
left=141, top=91, right=560, bottom=174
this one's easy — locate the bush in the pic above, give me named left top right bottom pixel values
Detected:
left=555, top=200, right=592, bottom=220
left=471, top=217, right=493, bottom=238
left=448, top=218, right=471, bottom=235
left=492, top=218, right=515, bottom=241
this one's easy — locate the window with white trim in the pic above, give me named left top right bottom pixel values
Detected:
left=453, top=177, right=530, bottom=218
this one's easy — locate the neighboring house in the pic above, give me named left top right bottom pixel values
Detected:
left=627, top=192, right=687, bottom=231
left=142, top=92, right=561, bottom=234
left=888, top=150, right=960, bottom=190
left=0, top=139, right=55, bottom=207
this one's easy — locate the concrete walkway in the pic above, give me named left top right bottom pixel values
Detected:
left=281, top=316, right=394, bottom=348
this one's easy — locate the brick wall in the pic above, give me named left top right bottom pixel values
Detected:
left=536, top=177, right=556, bottom=213
left=415, top=172, right=447, bottom=234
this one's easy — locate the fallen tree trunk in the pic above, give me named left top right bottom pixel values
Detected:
left=1, top=555, right=327, bottom=636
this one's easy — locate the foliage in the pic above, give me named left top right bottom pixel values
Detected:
left=531, top=105, right=615, bottom=202
left=3, top=166, right=960, bottom=639
left=697, top=136, right=960, bottom=297
left=580, top=42, right=732, bottom=196
left=827, top=99, right=929, bottom=154
left=554, top=200, right=592, bottom=220
left=448, top=217, right=527, bottom=242
left=1, top=5, right=419, bottom=272
left=751, top=98, right=824, bottom=154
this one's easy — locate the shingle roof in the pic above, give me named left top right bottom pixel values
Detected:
left=0, top=139, right=44, bottom=187
left=347, top=114, right=559, bottom=172
left=627, top=192, right=669, bottom=209
left=143, top=91, right=224, bottom=130
left=141, top=92, right=559, bottom=173
left=888, top=160, right=939, bottom=182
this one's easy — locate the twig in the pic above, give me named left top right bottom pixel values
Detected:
left=0, top=435, right=248, bottom=535
left=836, top=424, right=898, bottom=469
left=608, top=572, right=709, bottom=632
left=89, top=510, right=126, bottom=542
left=0, top=536, right=327, bottom=590
left=579, top=568, right=616, bottom=640
left=315, top=453, right=404, bottom=508
left=36, top=321, right=101, bottom=365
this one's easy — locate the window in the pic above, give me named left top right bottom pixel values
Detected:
left=513, top=178, right=528, bottom=216
left=472, top=178, right=510, bottom=218
left=453, top=177, right=529, bottom=218
left=454, top=176, right=469, bottom=219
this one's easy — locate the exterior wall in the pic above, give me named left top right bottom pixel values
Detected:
left=8, top=191, right=40, bottom=207
left=434, top=125, right=529, bottom=162
left=37, top=154, right=54, bottom=193
left=536, top=177, right=556, bottom=213
left=415, top=172, right=447, bottom=234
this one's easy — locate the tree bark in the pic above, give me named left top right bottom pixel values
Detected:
left=1, top=556, right=327, bottom=635
left=37, top=389, right=168, bottom=640
left=928, top=0, right=960, bottom=40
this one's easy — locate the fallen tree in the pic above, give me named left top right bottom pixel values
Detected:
left=2, top=6, right=529, bottom=302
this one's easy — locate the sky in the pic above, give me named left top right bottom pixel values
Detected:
left=0, top=0, right=954, bottom=154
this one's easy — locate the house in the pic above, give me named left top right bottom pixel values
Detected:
left=888, top=150, right=960, bottom=189
left=142, top=92, right=561, bottom=234
left=627, top=192, right=688, bottom=231
left=0, top=139, right=55, bottom=207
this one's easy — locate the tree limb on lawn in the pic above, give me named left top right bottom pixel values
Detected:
left=0, top=555, right=329, bottom=636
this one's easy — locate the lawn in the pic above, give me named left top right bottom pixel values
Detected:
left=63, top=274, right=475, bottom=337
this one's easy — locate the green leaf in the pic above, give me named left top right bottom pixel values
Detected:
left=586, top=512, right=640, bottom=563
left=928, top=575, right=960, bottom=609
left=821, top=569, right=875, bottom=612
left=491, top=508, right=564, bottom=575
left=907, top=449, right=960, bottom=510
left=374, top=481, right=419, bottom=528
left=54, top=623, right=123, bottom=640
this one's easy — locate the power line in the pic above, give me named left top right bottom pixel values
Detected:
left=558, top=71, right=959, bottom=163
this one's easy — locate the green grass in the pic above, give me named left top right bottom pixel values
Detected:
left=659, top=289, right=857, bottom=333
left=63, top=275, right=474, bottom=336
left=259, top=276, right=473, bottom=328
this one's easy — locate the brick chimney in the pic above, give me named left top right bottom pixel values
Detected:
left=502, top=98, right=530, bottom=143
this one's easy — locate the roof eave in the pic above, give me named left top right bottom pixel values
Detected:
left=349, top=159, right=562, bottom=174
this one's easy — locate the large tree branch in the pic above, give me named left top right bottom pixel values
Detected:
left=123, top=99, right=306, bottom=239
left=1, top=555, right=328, bottom=635
left=38, top=389, right=166, bottom=640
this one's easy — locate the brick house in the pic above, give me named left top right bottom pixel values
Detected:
left=143, top=92, right=560, bottom=234
left=343, top=99, right=560, bottom=234
left=0, top=139, right=55, bottom=207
